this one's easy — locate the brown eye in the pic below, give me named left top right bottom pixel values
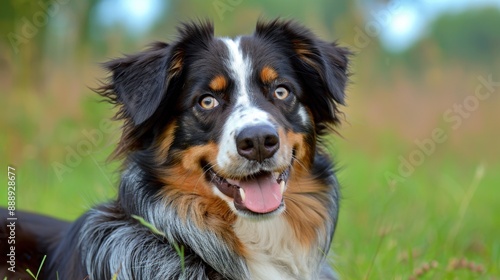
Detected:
left=199, top=95, right=219, bottom=110
left=273, top=87, right=289, bottom=100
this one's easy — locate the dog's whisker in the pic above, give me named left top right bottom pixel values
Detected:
left=291, top=155, right=308, bottom=171
left=193, top=160, right=219, bottom=190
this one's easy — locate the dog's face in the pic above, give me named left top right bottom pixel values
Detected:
left=99, top=20, right=349, bottom=218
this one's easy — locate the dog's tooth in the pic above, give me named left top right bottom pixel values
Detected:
left=239, top=188, right=246, bottom=201
left=280, top=180, right=286, bottom=194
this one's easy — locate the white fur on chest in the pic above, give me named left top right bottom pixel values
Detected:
left=233, top=216, right=317, bottom=280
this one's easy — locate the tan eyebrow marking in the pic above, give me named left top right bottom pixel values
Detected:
left=260, top=66, right=278, bottom=84
left=209, top=75, right=228, bottom=92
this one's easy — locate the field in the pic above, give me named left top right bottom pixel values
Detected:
left=2, top=64, right=499, bottom=279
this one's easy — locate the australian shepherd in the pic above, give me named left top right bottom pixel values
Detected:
left=1, top=19, right=350, bottom=279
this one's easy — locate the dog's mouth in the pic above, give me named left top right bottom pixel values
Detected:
left=206, top=167, right=290, bottom=215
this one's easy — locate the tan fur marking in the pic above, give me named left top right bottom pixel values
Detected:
left=283, top=130, right=314, bottom=169
left=209, top=75, right=228, bottom=92
left=280, top=129, right=329, bottom=249
left=292, top=40, right=324, bottom=76
left=284, top=169, right=331, bottom=249
left=169, top=50, right=184, bottom=76
left=155, top=122, right=177, bottom=162
left=157, top=143, right=247, bottom=256
left=260, top=66, right=278, bottom=84
left=292, top=40, right=313, bottom=56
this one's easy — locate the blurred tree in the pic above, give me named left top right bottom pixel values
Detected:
left=2, top=1, right=52, bottom=54
left=396, top=7, right=500, bottom=70
left=1, top=0, right=104, bottom=90
left=154, top=0, right=358, bottom=39
left=1, top=0, right=57, bottom=86
left=428, top=8, right=500, bottom=67
left=382, top=7, right=500, bottom=75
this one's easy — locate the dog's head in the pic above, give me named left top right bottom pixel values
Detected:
left=98, top=19, right=349, bottom=218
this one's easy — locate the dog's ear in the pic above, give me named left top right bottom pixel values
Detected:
left=98, top=21, right=215, bottom=126
left=97, top=42, right=176, bottom=125
left=96, top=21, right=215, bottom=158
left=255, top=19, right=351, bottom=132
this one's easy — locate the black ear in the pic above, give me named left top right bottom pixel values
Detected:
left=98, top=20, right=215, bottom=126
left=98, top=42, right=175, bottom=125
left=96, top=21, right=215, bottom=158
left=255, top=19, right=351, bottom=132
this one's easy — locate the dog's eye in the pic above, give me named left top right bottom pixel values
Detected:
left=199, top=95, right=219, bottom=110
left=273, top=87, right=289, bottom=100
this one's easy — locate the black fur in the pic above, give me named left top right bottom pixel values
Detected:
left=255, top=19, right=350, bottom=134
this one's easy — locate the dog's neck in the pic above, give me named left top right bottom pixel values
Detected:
left=233, top=215, right=323, bottom=280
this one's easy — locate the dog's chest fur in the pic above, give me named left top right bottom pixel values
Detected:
left=234, top=216, right=318, bottom=280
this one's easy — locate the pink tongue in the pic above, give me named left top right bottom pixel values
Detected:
left=237, top=173, right=282, bottom=213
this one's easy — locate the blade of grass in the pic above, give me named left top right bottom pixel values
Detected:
left=25, top=255, right=46, bottom=280
left=36, top=255, right=46, bottom=279
left=445, top=164, right=485, bottom=248
left=131, top=214, right=185, bottom=274
left=26, top=269, right=36, bottom=279
left=131, top=214, right=165, bottom=237
left=363, top=233, right=385, bottom=280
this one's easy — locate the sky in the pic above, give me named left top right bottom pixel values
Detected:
left=96, top=0, right=500, bottom=52
left=96, top=0, right=166, bottom=33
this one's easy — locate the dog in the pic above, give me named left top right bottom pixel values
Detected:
left=1, top=19, right=349, bottom=279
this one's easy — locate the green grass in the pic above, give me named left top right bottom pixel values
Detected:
left=331, top=140, right=500, bottom=279
left=2, top=94, right=499, bottom=279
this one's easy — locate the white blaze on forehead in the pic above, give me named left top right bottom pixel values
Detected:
left=217, top=38, right=275, bottom=170
left=297, top=105, right=310, bottom=125
left=222, top=37, right=250, bottom=105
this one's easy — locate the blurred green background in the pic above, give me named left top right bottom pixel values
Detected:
left=1, top=0, right=499, bottom=279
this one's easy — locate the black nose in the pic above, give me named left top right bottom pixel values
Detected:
left=236, top=125, right=279, bottom=162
